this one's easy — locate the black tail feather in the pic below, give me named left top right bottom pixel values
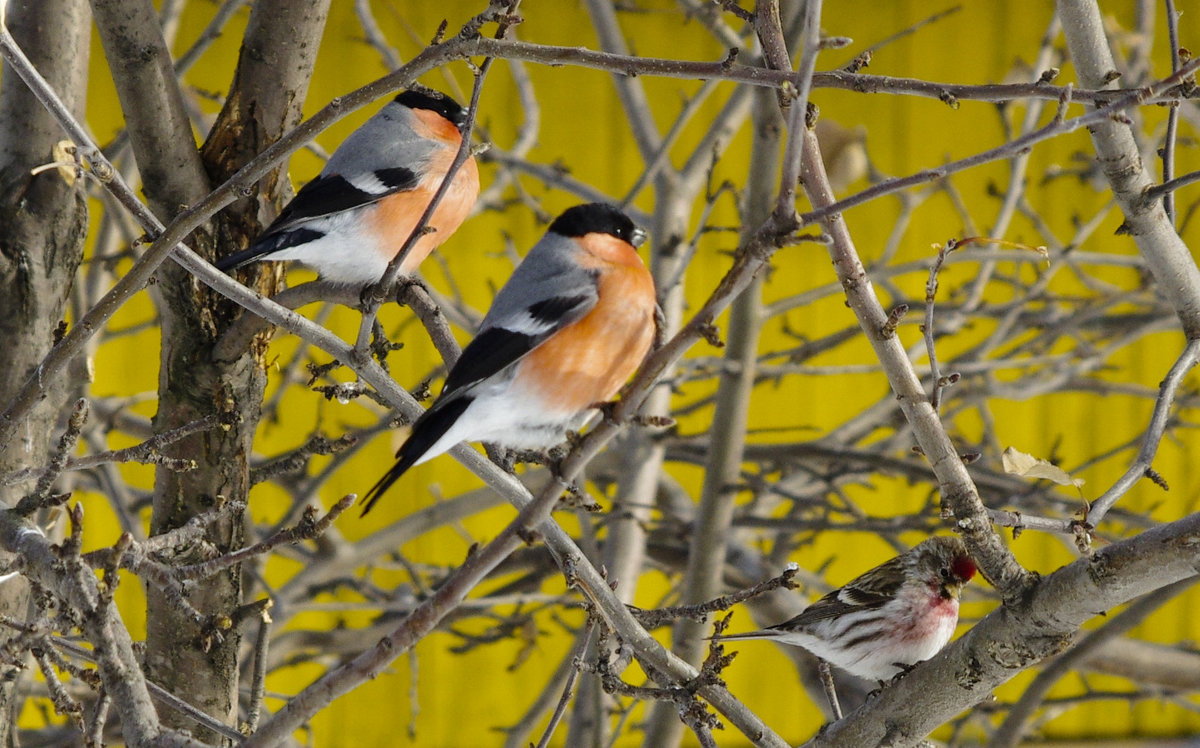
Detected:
left=359, top=397, right=472, bottom=516
left=214, top=228, right=324, bottom=272
left=214, top=245, right=267, bottom=272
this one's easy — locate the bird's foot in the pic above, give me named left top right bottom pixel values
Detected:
left=630, top=413, right=676, bottom=429
left=864, top=664, right=917, bottom=699
left=506, top=447, right=551, bottom=467
left=358, top=279, right=386, bottom=312
left=486, top=444, right=517, bottom=473
left=888, top=661, right=918, bottom=685
left=393, top=275, right=433, bottom=305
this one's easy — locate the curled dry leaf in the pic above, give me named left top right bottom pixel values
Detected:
left=28, top=141, right=80, bottom=186
left=1002, top=446, right=1085, bottom=488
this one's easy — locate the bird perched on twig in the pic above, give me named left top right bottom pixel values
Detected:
left=361, top=202, right=658, bottom=515
left=716, top=536, right=977, bottom=683
left=216, top=88, right=479, bottom=285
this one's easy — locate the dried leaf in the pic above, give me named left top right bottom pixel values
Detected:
left=29, top=141, right=79, bottom=186
left=1002, top=446, right=1085, bottom=488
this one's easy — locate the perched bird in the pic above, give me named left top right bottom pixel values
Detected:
left=716, top=536, right=976, bottom=682
left=216, top=88, right=480, bottom=284
left=361, top=202, right=657, bottom=515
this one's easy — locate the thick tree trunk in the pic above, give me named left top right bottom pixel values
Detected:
left=88, top=0, right=230, bottom=736
left=0, top=0, right=92, bottom=742
left=88, top=0, right=328, bottom=737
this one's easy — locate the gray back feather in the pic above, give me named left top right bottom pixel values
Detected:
left=322, top=101, right=441, bottom=178
left=480, top=232, right=599, bottom=334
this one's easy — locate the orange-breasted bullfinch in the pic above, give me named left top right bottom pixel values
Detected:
left=216, top=88, right=480, bottom=285
left=360, top=202, right=658, bottom=515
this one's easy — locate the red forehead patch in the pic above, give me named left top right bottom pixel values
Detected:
left=952, top=554, right=977, bottom=583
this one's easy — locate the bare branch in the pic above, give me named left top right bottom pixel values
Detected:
left=172, top=495, right=354, bottom=580
left=1, top=413, right=217, bottom=487
left=991, top=577, right=1197, bottom=747
left=1087, top=339, right=1200, bottom=524
left=800, top=114, right=1028, bottom=595
left=0, top=511, right=190, bottom=746
left=1057, top=0, right=1200, bottom=336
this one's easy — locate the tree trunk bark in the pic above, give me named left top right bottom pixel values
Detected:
left=88, top=0, right=328, bottom=737
left=0, top=0, right=92, bottom=742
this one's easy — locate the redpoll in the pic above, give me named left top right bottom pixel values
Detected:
left=717, top=536, right=976, bottom=682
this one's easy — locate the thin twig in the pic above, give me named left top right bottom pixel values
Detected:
left=838, top=3, right=962, bottom=67
left=533, top=621, right=596, bottom=748
left=1161, top=0, right=1181, bottom=225
left=633, top=566, right=798, bottom=629
left=33, top=648, right=85, bottom=730
left=1146, top=168, right=1200, bottom=201
left=817, top=659, right=843, bottom=721
left=1087, top=338, right=1200, bottom=524
left=353, top=0, right=402, bottom=69
left=1, top=413, right=217, bottom=487
left=19, top=399, right=88, bottom=512
left=244, top=603, right=273, bottom=733
left=173, top=495, right=355, bottom=579
left=924, top=241, right=959, bottom=410
left=798, top=62, right=1200, bottom=230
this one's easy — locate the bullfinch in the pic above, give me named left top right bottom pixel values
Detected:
left=216, top=88, right=480, bottom=284
left=361, top=202, right=658, bottom=515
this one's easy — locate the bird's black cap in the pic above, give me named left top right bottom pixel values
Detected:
left=394, top=89, right=468, bottom=128
left=549, top=203, right=647, bottom=247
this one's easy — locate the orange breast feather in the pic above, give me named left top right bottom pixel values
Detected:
left=365, top=149, right=479, bottom=273
left=519, top=240, right=656, bottom=414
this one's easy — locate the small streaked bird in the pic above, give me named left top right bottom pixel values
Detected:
left=361, top=202, right=657, bottom=515
left=716, top=536, right=976, bottom=682
left=216, top=88, right=480, bottom=284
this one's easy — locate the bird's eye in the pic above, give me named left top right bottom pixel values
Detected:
left=940, top=567, right=952, bottom=582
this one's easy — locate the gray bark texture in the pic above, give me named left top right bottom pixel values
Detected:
left=86, top=0, right=329, bottom=737
left=0, top=0, right=92, bottom=741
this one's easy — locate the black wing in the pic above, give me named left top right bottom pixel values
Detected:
left=215, top=168, right=419, bottom=271
left=440, top=292, right=597, bottom=397
left=770, top=557, right=905, bottom=629
left=270, top=168, right=418, bottom=231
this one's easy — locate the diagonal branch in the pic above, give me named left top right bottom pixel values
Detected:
left=1057, top=0, right=1200, bottom=337
left=89, top=0, right=211, bottom=218
left=990, top=576, right=1197, bottom=748
left=582, top=0, right=663, bottom=161
left=798, top=120, right=1026, bottom=593
left=1087, top=339, right=1200, bottom=524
